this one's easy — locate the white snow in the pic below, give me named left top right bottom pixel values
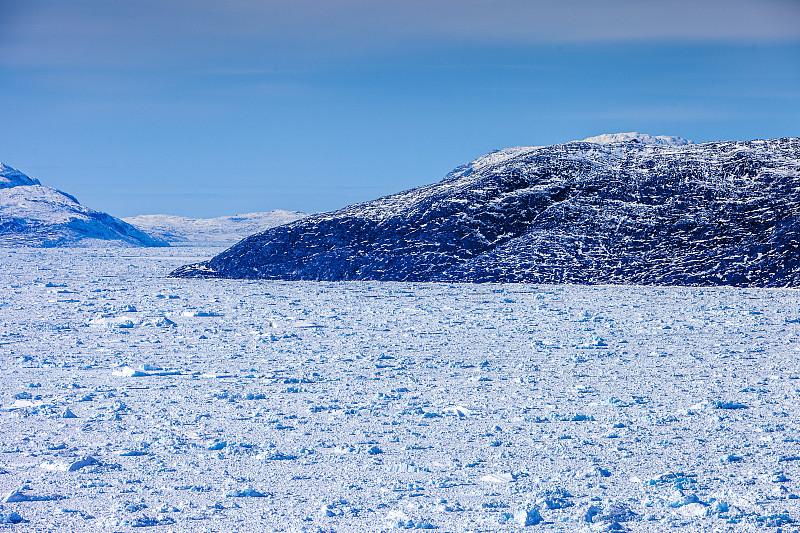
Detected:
left=443, top=146, right=542, bottom=180
left=442, top=132, right=693, bottom=183
left=579, top=132, right=693, bottom=146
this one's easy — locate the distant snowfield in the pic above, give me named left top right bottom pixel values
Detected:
left=1, top=247, right=799, bottom=531
left=578, top=132, right=692, bottom=146
left=123, top=211, right=308, bottom=245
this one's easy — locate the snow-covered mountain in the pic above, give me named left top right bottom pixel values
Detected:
left=124, top=211, right=308, bottom=245
left=0, top=163, right=167, bottom=247
left=171, top=135, right=800, bottom=287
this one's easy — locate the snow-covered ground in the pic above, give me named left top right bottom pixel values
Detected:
left=1, top=247, right=799, bottom=531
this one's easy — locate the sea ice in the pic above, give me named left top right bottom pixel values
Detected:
left=1, top=247, right=799, bottom=531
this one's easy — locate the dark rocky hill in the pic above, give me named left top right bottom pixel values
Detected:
left=171, top=134, right=800, bottom=287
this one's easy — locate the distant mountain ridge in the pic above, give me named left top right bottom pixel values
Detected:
left=579, top=132, right=692, bottom=146
left=124, top=211, right=308, bottom=245
left=171, top=134, right=800, bottom=287
left=0, top=163, right=167, bottom=247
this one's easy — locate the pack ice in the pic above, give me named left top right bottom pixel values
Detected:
left=1, top=246, right=799, bottom=531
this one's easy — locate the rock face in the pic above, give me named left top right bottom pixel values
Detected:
left=171, top=134, right=800, bottom=287
left=123, top=211, right=308, bottom=245
left=0, top=163, right=167, bottom=247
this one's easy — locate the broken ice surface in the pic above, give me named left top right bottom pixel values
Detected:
left=0, top=247, right=799, bottom=530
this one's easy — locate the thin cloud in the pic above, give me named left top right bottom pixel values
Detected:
left=205, top=0, right=800, bottom=43
left=2, top=0, right=798, bottom=68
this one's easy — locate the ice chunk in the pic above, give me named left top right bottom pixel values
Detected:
left=2, top=490, right=62, bottom=502
left=383, top=510, right=413, bottom=529
left=40, top=461, right=69, bottom=472
left=575, top=504, right=602, bottom=523
left=10, top=399, right=45, bottom=409
left=710, top=500, right=729, bottom=514
left=480, top=472, right=515, bottom=483
left=537, top=489, right=574, bottom=509
left=576, top=466, right=611, bottom=478
left=226, top=486, right=271, bottom=498
left=713, top=401, right=748, bottom=410
left=125, top=515, right=176, bottom=527
left=514, top=505, right=542, bottom=526
left=443, top=405, right=471, bottom=417
left=154, top=316, right=177, bottom=327
left=116, top=449, right=149, bottom=457
left=676, top=503, right=708, bottom=518
left=88, top=315, right=135, bottom=328
left=182, top=310, right=222, bottom=317
left=758, top=514, right=795, bottom=527
left=0, top=511, right=24, bottom=524
left=386, top=463, right=426, bottom=473
left=258, top=451, right=298, bottom=461
left=67, top=456, right=98, bottom=472
left=600, top=503, right=638, bottom=523
left=112, top=366, right=148, bottom=377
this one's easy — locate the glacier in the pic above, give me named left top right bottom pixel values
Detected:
left=123, top=211, right=308, bottom=245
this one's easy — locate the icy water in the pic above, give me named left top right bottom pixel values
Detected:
left=1, top=247, right=799, bottom=531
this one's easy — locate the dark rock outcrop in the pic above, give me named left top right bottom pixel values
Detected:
left=171, top=135, right=800, bottom=286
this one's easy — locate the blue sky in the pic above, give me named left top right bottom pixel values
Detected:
left=2, top=0, right=799, bottom=218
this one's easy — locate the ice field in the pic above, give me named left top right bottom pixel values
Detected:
left=1, top=247, right=799, bottom=531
